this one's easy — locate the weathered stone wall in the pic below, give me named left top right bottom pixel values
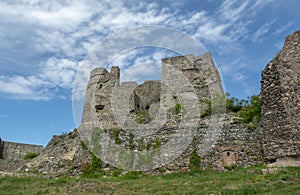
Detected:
left=154, top=114, right=263, bottom=172
left=79, top=52, right=230, bottom=171
left=201, top=122, right=263, bottom=169
left=1, top=141, right=43, bottom=161
left=132, top=80, right=161, bottom=111
left=261, top=30, right=300, bottom=161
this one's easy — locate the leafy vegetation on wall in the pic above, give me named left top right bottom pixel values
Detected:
left=201, top=93, right=261, bottom=129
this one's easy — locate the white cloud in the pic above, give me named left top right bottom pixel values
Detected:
left=108, top=48, right=175, bottom=83
left=219, top=0, right=250, bottom=23
left=0, top=57, right=78, bottom=100
left=0, top=0, right=278, bottom=100
left=253, top=19, right=277, bottom=42
left=273, top=21, right=293, bottom=34
left=192, top=0, right=276, bottom=49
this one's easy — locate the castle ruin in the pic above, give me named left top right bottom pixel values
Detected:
left=78, top=52, right=264, bottom=171
left=77, top=31, right=299, bottom=171
left=1, top=30, right=299, bottom=174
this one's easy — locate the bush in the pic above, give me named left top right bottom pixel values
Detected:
left=226, top=93, right=243, bottom=112
left=189, top=147, right=201, bottom=170
left=80, top=140, right=88, bottom=150
left=138, top=140, right=145, bottom=151
left=154, top=137, right=161, bottom=149
left=201, top=94, right=261, bottom=130
left=113, top=130, right=122, bottom=145
left=238, top=95, right=261, bottom=129
left=122, top=171, right=146, bottom=179
left=135, top=111, right=150, bottom=124
left=129, top=133, right=135, bottom=150
left=82, top=154, right=103, bottom=178
left=224, top=164, right=237, bottom=170
left=24, top=152, right=39, bottom=160
left=173, top=103, right=183, bottom=115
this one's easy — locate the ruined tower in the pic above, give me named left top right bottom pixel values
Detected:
left=79, top=52, right=224, bottom=170
left=80, top=52, right=223, bottom=130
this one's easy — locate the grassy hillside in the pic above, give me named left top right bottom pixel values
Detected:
left=0, top=166, right=299, bottom=194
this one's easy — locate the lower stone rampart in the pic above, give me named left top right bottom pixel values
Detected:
left=0, top=139, right=43, bottom=161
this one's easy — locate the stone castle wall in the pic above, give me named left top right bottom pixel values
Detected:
left=261, top=30, right=300, bottom=161
left=2, top=31, right=299, bottom=174
left=131, top=80, right=161, bottom=111
left=79, top=52, right=242, bottom=171
left=0, top=139, right=43, bottom=161
left=160, top=118, right=263, bottom=172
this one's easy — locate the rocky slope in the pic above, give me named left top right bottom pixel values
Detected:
left=21, top=129, right=92, bottom=176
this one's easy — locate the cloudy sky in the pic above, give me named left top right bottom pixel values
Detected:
left=0, top=0, right=299, bottom=145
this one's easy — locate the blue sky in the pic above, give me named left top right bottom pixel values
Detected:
left=0, top=0, right=299, bottom=146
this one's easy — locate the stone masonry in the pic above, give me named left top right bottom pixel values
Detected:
left=78, top=52, right=261, bottom=171
left=261, top=30, right=300, bottom=161
left=0, top=138, right=43, bottom=161
left=1, top=31, right=299, bottom=174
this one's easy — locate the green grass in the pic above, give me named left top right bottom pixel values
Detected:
left=0, top=166, right=299, bottom=194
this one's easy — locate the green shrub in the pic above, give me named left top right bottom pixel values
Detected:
left=247, top=122, right=257, bottom=130
left=224, top=164, right=237, bottom=170
left=157, top=167, right=166, bottom=173
left=122, top=171, right=146, bottom=179
left=274, top=52, right=280, bottom=61
left=113, top=130, right=122, bottom=145
left=146, top=143, right=151, bottom=150
left=82, top=154, right=103, bottom=178
left=135, top=111, right=150, bottom=124
left=24, top=152, right=39, bottom=160
left=154, top=137, right=161, bottom=149
left=138, top=140, right=145, bottom=151
left=80, top=140, right=88, bottom=150
left=226, top=93, right=243, bottom=112
left=129, top=133, right=135, bottom=150
left=173, top=103, right=183, bottom=115
left=201, top=94, right=261, bottom=130
left=189, top=147, right=201, bottom=170
left=238, top=95, right=261, bottom=129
